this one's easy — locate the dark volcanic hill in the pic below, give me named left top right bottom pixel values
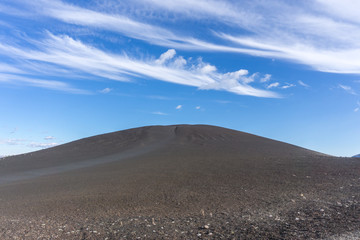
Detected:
left=0, top=125, right=359, bottom=239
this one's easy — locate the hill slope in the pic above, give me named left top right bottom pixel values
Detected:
left=0, top=125, right=359, bottom=239
left=0, top=125, right=324, bottom=184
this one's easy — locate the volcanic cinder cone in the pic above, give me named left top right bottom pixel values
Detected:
left=0, top=125, right=359, bottom=239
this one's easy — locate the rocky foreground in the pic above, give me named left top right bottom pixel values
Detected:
left=1, top=200, right=359, bottom=239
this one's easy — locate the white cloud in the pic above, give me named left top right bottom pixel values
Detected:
left=173, top=56, right=187, bottom=68
left=355, top=101, right=360, bottom=112
left=0, top=34, right=278, bottom=97
left=195, top=106, right=201, bottom=110
left=155, top=49, right=176, bottom=65
left=176, top=105, right=182, bottom=110
left=0, top=63, right=24, bottom=73
left=3, top=0, right=360, bottom=74
left=281, top=83, right=296, bottom=89
left=99, top=87, right=112, bottom=94
left=44, top=136, right=55, bottom=140
left=260, top=74, right=271, bottom=83
left=221, top=33, right=360, bottom=74
left=265, top=82, right=295, bottom=89
left=152, top=111, right=168, bottom=115
left=0, top=73, right=90, bottom=94
left=199, top=64, right=217, bottom=75
left=0, top=136, right=59, bottom=150
left=0, top=139, right=26, bottom=146
left=298, top=80, right=310, bottom=88
left=137, top=0, right=257, bottom=27
left=267, top=82, right=280, bottom=89
left=135, top=0, right=360, bottom=74
left=28, top=142, right=58, bottom=148
left=316, top=0, right=360, bottom=24
left=339, top=84, right=357, bottom=95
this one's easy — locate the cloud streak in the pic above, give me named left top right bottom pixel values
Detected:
left=339, top=84, right=357, bottom=95
left=355, top=101, right=360, bottom=112
left=7, top=0, right=360, bottom=74
left=28, top=142, right=58, bottom=148
left=44, top=136, right=55, bottom=140
left=99, top=88, right=112, bottom=94
left=298, top=80, right=310, bottom=88
left=0, top=72, right=90, bottom=94
left=152, top=111, right=168, bottom=116
left=0, top=33, right=278, bottom=97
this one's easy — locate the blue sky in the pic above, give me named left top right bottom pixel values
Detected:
left=0, top=0, right=359, bottom=157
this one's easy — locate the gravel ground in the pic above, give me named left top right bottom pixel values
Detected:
left=0, top=199, right=359, bottom=239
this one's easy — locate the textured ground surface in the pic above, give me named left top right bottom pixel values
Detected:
left=0, top=125, right=359, bottom=239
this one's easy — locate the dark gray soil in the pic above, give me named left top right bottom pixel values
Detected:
left=0, top=125, right=359, bottom=239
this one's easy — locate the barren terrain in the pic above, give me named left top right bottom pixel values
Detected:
left=0, top=125, right=359, bottom=239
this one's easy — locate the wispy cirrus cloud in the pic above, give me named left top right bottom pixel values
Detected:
left=27, top=142, right=58, bottom=148
left=135, top=0, right=259, bottom=27
left=281, top=83, right=296, bottom=89
left=0, top=138, right=57, bottom=149
left=136, top=0, right=360, bottom=74
left=99, top=88, right=112, bottom=94
left=44, top=136, right=55, bottom=140
left=316, top=0, right=360, bottom=25
left=151, top=111, right=168, bottom=116
left=339, top=84, right=357, bottom=95
left=266, top=82, right=296, bottom=90
left=298, top=80, right=310, bottom=88
left=354, top=101, right=360, bottom=112
left=267, top=82, right=280, bottom=89
left=5, top=0, right=360, bottom=74
left=0, top=33, right=278, bottom=97
left=260, top=74, right=271, bottom=83
left=1, top=0, right=358, bottom=101
left=0, top=72, right=90, bottom=94
left=0, top=138, right=26, bottom=146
